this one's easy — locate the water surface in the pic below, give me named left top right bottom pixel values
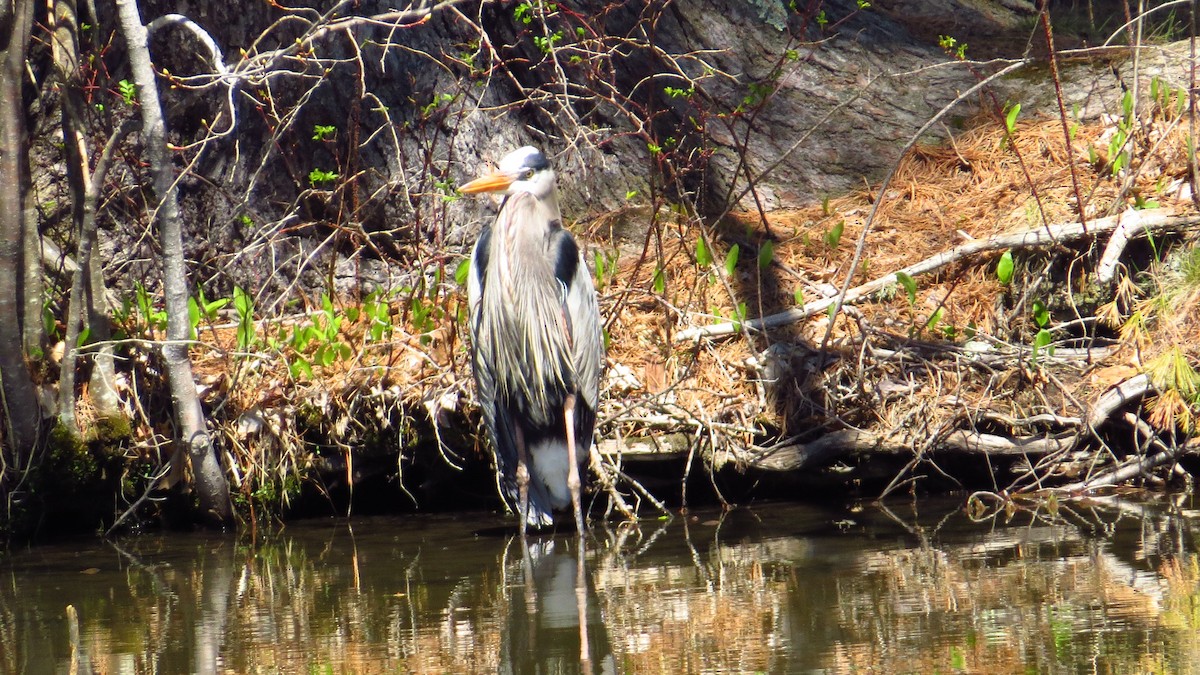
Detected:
left=4, top=496, right=1200, bottom=673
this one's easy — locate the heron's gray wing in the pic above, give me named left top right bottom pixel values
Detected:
left=467, top=228, right=504, bottom=486
left=551, top=229, right=604, bottom=453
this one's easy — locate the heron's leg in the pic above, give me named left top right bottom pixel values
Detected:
left=515, top=424, right=531, bottom=539
left=563, top=393, right=584, bottom=535
left=575, top=534, right=591, bottom=667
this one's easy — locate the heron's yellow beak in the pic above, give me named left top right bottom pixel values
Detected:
left=459, top=170, right=514, bottom=194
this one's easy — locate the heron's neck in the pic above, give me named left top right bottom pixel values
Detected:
left=495, top=192, right=562, bottom=279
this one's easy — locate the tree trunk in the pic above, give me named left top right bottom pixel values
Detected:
left=52, top=0, right=85, bottom=433
left=0, top=0, right=42, bottom=467
left=115, top=0, right=232, bottom=524
left=52, top=0, right=126, bottom=431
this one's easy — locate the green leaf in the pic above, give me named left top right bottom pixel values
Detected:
left=1005, top=102, right=1021, bottom=134
left=1032, top=300, right=1049, bottom=328
left=895, top=271, right=917, bottom=305
left=188, top=296, right=201, bottom=338
left=652, top=267, right=666, bottom=294
left=757, top=240, right=775, bottom=270
left=926, top=307, right=944, bottom=330
left=996, top=250, right=1014, bottom=285
left=825, top=220, right=844, bottom=249
left=732, top=302, right=747, bottom=330
left=794, top=287, right=804, bottom=304
left=118, top=79, right=137, bottom=105
left=724, top=244, right=740, bottom=277
left=289, top=357, right=313, bottom=380
left=233, top=286, right=252, bottom=316
left=315, top=344, right=333, bottom=367
left=204, top=297, right=229, bottom=316
left=1032, top=327, right=1053, bottom=361
left=696, top=237, right=713, bottom=267
left=455, top=259, right=471, bottom=286
left=237, top=321, right=255, bottom=351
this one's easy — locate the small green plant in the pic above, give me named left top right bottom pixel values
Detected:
left=724, top=244, right=740, bottom=277
left=652, top=267, right=666, bottom=294
left=1030, top=299, right=1053, bottom=362
left=188, top=287, right=230, bottom=340
left=532, top=30, right=564, bottom=54
left=308, top=168, right=338, bottom=185
left=232, top=285, right=256, bottom=351
left=239, top=214, right=254, bottom=228
left=592, top=249, right=618, bottom=292
left=996, top=250, right=1014, bottom=285
left=824, top=219, right=844, bottom=249
left=1133, top=192, right=1160, bottom=210
left=42, top=297, right=61, bottom=343
left=313, top=293, right=352, bottom=365
left=938, top=34, right=968, bottom=59
left=926, top=306, right=945, bottom=333
left=311, top=124, right=336, bottom=141
left=421, top=92, right=455, bottom=117
left=454, top=259, right=471, bottom=286
left=134, top=282, right=167, bottom=334
left=1004, top=102, right=1020, bottom=135
left=731, top=301, right=748, bottom=331
left=695, top=236, right=713, bottom=267
left=736, top=81, right=775, bottom=113
left=408, top=290, right=439, bottom=346
left=514, top=1, right=533, bottom=24
left=664, top=86, right=694, bottom=99
left=118, top=79, right=137, bottom=106
left=1106, top=90, right=1136, bottom=176
left=757, top=240, right=775, bottom=270
left=434, top=177, right=459, bottom=203
left=895, top=271, right=917, bottom=305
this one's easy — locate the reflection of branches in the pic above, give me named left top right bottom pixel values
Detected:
left=106, top=538, right=179, bottom=601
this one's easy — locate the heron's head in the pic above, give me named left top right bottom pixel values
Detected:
left=459, top=146, right=556, bottom=201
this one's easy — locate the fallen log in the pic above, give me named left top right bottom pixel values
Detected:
left=677, top=212, right=1200, bottom=342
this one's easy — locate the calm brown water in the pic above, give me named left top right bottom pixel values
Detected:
left=3, top=496, right=1200, bottom=674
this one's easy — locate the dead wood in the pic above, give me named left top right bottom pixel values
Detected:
left=678, top=211, right=1200, bottom=343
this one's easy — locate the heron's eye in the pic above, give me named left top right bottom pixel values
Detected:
left=522, top=168, right=535, bottom=180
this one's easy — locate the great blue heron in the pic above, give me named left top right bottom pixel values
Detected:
left=460, top=146, right=604, bottom=535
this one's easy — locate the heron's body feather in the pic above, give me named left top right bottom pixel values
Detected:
left=467, top=167, right=602, bottom=529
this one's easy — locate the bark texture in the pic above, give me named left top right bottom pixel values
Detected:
left=0, top=0, right=42, bottom=464
left=116, top=0, right=232, bottom=524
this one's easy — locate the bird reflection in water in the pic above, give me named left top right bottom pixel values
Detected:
left=501, top=535, right=616, bottom=674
